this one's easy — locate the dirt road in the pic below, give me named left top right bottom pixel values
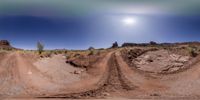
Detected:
left=1, top=50, right=200, bottom=99
left=115, top=51, right=200, bottom=99
left=0, top=52, right=113, bottom=98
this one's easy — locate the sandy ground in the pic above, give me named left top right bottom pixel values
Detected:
left=33, top=54, right=87, bottom=84
left=1, top=49, right=200, bottom=99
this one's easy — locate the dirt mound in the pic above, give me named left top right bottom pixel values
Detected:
left=66, top=55, right=90, bottom=68
left=66, top=54, right=104, bottom=70
left=121, top=48, right=198, bottom=74
left=121, top=48, right=158, bottom=61
left=126, top=49, right=148, bottom=59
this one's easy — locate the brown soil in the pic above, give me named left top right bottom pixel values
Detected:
left=1, top=47, right=200, bottom=99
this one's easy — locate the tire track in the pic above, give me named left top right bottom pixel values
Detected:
left=38, top=53, right=135, bottom=99
left=0, top=53, right=25, bottom=96
left=105, top=53, right=135, bottom=91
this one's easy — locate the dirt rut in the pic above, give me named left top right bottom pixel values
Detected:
left=0, top=53, right=25, bottom=96
left=40, top=53, right=135, bottom=99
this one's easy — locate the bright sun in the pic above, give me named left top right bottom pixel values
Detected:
left=122, top=17, right=136, bottom=26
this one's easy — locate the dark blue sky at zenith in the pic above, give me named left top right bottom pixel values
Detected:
left=0, top=0, right=200, bottom=49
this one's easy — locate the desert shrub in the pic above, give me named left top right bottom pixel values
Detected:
left=37, top=42, right=44, bottom=54
left=96, top=50, right=101, bottom=55
left=40, top=51, right=51, bottom=58
left=189, top=44, right=198, bottom=49
left=189, top=48, right=198, bottom=57
left=64, top=50, right=68, bottom=54
left=88, top=50, right=94, bottom=56
left=49, top=50, right=54, bottom=55
left=98, top=48, right=104, bottom=50
left=54, top=50, right=66, bottom=54
left=52, top=50, right=61, bottom=55
left=58, top=51, right=61, bottom=54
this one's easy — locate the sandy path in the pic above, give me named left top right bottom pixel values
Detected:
left=0, top=53, right=26, bottom=96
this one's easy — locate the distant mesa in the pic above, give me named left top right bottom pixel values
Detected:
left=0, top=40, right=17, bottom=50
left=0, top=40, right=10, bottom=46
left=122, top=41, right=200, bottom=47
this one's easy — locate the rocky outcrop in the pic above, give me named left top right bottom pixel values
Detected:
left=0, top=40, right=10, bottom=46
left=0, top=40, right=16, bottom=50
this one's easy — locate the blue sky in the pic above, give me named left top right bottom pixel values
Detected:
left=0, top=0, right=200, bottom=50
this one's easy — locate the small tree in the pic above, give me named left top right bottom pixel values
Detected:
left=37, top=42, right=44, bottom=54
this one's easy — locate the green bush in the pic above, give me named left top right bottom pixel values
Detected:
left=189, top=48, right=198, bottom=57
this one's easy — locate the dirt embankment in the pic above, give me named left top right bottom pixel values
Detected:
left=121, top=47, right=200, bottom=74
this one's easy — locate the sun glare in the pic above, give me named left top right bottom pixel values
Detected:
left=122, top=17, right=136, bottom=26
